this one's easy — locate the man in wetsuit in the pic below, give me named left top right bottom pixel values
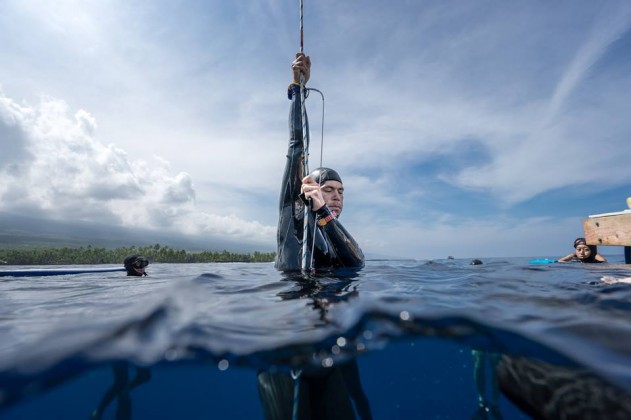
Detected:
left=258, top=53, right=372, bottom=420
left=275, top=52, right=364, bottom=273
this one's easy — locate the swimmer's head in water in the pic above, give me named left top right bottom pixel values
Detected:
left=124, top=255, right=149, bottom=276
left=572, top=238, right=598, bottom=262
left=575, top=244, right=594, bottom=261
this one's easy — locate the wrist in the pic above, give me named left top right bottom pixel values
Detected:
left=317, top=213, right=335, bottom=227
left=315, top=205, right=335, bottom=227
left=287, top=82, right=300, bottom=99
left=314, top=204, right=332, bottom=216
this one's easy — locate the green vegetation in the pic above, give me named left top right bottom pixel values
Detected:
left=0, top=244, right=275, bottom=265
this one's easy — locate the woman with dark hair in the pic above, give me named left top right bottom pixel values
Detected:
left=558, top=238, right=607, bottom=263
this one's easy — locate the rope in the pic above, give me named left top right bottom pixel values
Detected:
left=299, top=0, right=311, bottom=273
left=307, top=88, right=325, bottom=169
left=299, top=0, right=304, bottom=53
left=306, top=88, right=325, bottom=269
left=291, top=369, right=302, bottom=420
left=298, top=3, right=327, bottom=274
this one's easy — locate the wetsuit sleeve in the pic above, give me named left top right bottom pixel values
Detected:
left=315, top=205, right=365, bottom=269
left=275, top=84, right=306, bottom=271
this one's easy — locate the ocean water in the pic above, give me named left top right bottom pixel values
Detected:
left=1, top=257, right=631, bottom=419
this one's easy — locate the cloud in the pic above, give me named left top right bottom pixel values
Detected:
left=0, top=94, right=32, bottom=171
left=312, top=2, right=631, bottom=210
left=0, top=90, right=275, bottom=245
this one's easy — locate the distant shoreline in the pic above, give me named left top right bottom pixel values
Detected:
left=0, top=244, right=276, bottom=265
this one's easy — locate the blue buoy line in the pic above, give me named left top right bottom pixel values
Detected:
left=0, top=267, right=126, bottom=277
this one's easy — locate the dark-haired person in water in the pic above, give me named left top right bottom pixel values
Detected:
left=275, top=52, right=364, bottom=273
left=258, top=53, right=372, bottom=420
left=558, top=237, right=607, bottom=263
left=123, top=255, right=149, bottom=276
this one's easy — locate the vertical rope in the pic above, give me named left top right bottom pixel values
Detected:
left=299, top=0, right=304, bottom=53
left=299, top=0, right=312, bottom=273
left=306, top=88, right=325, bottom=270
left=290, top=369, right=302, bottom=420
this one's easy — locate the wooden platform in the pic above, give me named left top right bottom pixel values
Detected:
left=583, top=211, right=631, bottom=263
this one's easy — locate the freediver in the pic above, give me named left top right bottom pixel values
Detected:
left=274, top=51, right=364, bottom=273
left=557, top=237, right=607, bottom=263
left=257, top=52, right=372, bottom=419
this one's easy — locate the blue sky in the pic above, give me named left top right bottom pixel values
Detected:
left=1, top=1, right=630, bottom=259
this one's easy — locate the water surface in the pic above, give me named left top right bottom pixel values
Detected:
left=1, top=257, right=631, bottom=418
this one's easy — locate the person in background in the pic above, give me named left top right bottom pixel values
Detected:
left=558, top=238, right=606, bottom=263
left=275, top=51, right=364, bottom=273
left=123, top=255, right=149, bottom=276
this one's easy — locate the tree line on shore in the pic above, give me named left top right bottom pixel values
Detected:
left=0, top=244, right=276, bottom=265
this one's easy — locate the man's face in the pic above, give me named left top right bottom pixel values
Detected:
left=321, top=180, right=344, bottom=217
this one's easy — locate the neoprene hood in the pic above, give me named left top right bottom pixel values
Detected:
left=124, top=254, right=149, bottom=277
left=310, top=167, right=342, bottom=185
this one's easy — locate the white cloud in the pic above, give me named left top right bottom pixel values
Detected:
left=0, top=90, right=275, bottom=245
left=319, top=1, right=631, bottom=208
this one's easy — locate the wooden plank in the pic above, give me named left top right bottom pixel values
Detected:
left=583, top=213, right=631, bottom=246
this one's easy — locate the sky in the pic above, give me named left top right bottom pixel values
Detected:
left=1, top=0, right=631, bottom=260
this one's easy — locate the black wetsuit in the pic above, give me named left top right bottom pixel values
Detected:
left=275, top=84, right=364, bottom=272
left=258, top=85, right=372, bottom=420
